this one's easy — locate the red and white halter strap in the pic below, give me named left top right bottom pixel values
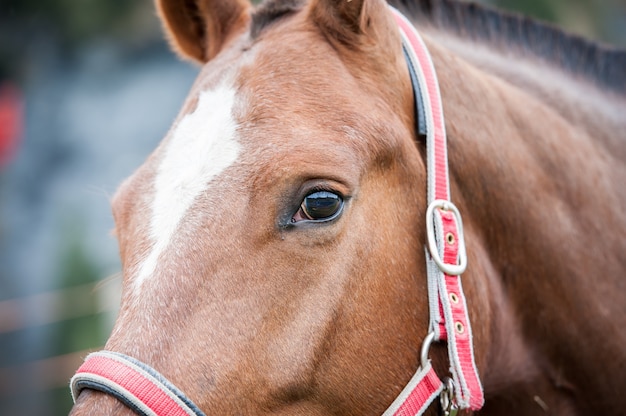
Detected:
left=69, top=7, right=483, bottom=416
left=383, top=7, right=484, bottom=416
left=70, top=351, right=206, bottom=416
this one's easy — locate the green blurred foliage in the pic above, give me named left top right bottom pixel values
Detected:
left=0, top=0, right=160, bottom=79
left=50, top=221, right=107, bottom=414
left=54, top=226, right=105, bottom=352
left=1, top=0, right=146, bottom=45
left=488, top=0, right=560, bottom=22
left=484, top=0, right=626, bottom=47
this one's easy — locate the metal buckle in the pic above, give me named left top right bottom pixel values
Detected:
left=440, top=378, right=459, bottom=416
left=426, top=199, right=467, bottom=276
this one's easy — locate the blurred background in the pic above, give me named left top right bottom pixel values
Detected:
left=0, top=0, right=624, bottom=415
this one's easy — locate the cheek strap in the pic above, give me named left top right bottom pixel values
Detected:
left=385, top=6, right=485, bottom=415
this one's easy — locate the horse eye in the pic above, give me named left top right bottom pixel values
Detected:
left=294, top=191, right=344, bottom=222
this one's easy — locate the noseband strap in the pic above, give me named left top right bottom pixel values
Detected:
left=70, top=351, right=206, bottom=416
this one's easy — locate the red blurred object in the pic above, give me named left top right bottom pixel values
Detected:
left=0, top=82, right=24, bottom=168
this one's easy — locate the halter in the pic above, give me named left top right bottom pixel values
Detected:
left=382, top=8, right=484, bottom=415
left=70, top=7, right=483, bottom=416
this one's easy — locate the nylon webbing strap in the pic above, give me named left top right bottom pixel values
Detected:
left=389, top=7, right=484, bottom=414
left=381, top=361, right=443, bottom=416
left=70, top=351, right=206, bottom=416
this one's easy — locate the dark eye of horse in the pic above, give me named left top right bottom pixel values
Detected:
left=297, top=191, right=344, bottom=222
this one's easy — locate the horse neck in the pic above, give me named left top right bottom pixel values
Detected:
left=434, top=29, right=626, bottom=160
left=424, top=33, right=626, bottom=413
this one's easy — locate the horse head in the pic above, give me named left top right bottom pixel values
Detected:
left=70, top=0, right=465, bottom=413
left=70, top=0, right=626, bottom=412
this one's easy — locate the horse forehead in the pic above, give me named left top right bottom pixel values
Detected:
left=129, top=74, right=247, bottom=293
left=115, top=41, right=310, bottom=296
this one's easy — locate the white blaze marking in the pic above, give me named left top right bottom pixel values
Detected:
left=134, top=83, right=241, bottom=291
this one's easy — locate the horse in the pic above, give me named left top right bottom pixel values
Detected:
left=69, top=0, right=626, bottom=414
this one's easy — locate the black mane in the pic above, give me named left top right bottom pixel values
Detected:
left=251, top=0, right=305, bottom=38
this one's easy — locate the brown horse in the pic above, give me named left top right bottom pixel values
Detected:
left=70, top=0, right=626, bottom=414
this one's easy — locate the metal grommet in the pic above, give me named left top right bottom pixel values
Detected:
left=446, top=232, right=455, bottom=245
left=455, top=321, right=464, bottom=334
left=449, top=293, right=459, bottom=304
